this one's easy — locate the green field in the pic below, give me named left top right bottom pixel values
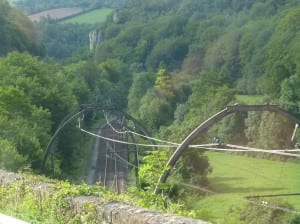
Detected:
left=235, top=94, right=264, bottom=104
left=190, top=152, right=300, bottom=223
left=60, top=8, right=113, bottom=24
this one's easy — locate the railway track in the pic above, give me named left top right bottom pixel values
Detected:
left=86, top=119, right=128, bottom=193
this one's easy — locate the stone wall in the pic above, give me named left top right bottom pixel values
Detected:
left=0, top=170, right=210, bottom=224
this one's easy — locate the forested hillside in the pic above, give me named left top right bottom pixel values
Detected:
left=1, top=0, right=300, bottom=223
left=92, top=0, right=300, bottom=147
left=0, top=0, right=43, bottom=55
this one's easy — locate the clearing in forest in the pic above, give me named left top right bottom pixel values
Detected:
left=60, top=8, right=113, bottom=24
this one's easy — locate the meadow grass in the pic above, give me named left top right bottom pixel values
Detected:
left=60, top=8, right=113, bottom=24
left=191, top=151, right=300, bottom=222
left=235, top=94, right=264, bottom=104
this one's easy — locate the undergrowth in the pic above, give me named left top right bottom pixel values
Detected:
left=0, top=171, right=191, bottom=223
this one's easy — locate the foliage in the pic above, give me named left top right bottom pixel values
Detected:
left=203, top=28, right=242, bottom=84
left=154, top=68, right=174, bottom=98
left=236, top=19, right=274, bottom=94
left=146, top=36, right=188, bottom=70
left=97, top=58, right=132, bottom=108
left=2, top=0, right=300, bottom=222
left=0, top=174, right=104, bottom=223
left=0, top=140, right=27, bottom=171
left=240, top=199, right=297, bottom=224
left=138, top=90, right=173, bottom=130
left=0, top=171, right=196, bottom=223
left=0, top=86, right=51, bottom=169
left=127, top=72, right=154, bottom=117
left=180, top=149, right=211, bottom=186
left=245, top=112, right=295, bottom=151
left=138, top=150, right=169, bottom=191
left=36, top=20, right=92, bottom=60
left=0, top=0, right=43, bottom=55
left=280, top=72, right=300, bottom=117
left=262, top=7, right=300, bottom=97
left=0, top=52, right=88, bottom=174
left=133, top=150, right=189, bottom=213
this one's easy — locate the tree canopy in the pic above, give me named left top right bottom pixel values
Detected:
left=0, top=0, right=43, bottom=55
left=1, top=0, right=300, bottom=222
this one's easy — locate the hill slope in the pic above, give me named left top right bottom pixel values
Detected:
left=0, top=0, right=43, bottom=55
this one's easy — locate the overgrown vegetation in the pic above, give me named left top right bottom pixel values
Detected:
left=1, top=0, right=300, bottom=223
left=0, top=171, right=190, bottom=223
left=0, top=175, right=103, bottom=223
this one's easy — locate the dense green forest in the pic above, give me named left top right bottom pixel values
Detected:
left=1, top=0, right=300, bottom=223
left=0, top=0, right=43, bottom=55
left=36, top=20, right=93, bottom=60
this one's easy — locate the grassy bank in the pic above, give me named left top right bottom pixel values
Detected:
left=189, top=151, right=300, bottom=223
